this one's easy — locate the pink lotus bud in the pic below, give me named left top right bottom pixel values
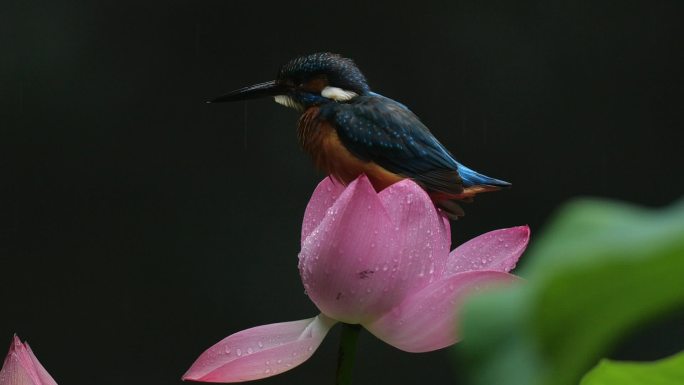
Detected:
left=184, top=175, right=529, bottom=382
left=0, top=336, right=57, bottom=385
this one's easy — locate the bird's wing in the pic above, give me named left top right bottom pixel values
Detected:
left=319, top=94, right=464, bottom=195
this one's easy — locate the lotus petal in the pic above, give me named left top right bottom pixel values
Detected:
left=445, top=226, right=530, bottom=275
left=0, top=336, right=57, bottom=385
left=301, top=177, right=346, bottom=244
left=299, top=176, right=451, bottom=324
left=364, top=271, right=520, bottom=352
left=183, top=315, right=336, bottom=383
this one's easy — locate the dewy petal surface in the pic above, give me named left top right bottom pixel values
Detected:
left=0, top=353, right=35, bottom=385
left=23, top=346, right=56, bottom=385
left=299, top=176, right=451, bottom=324
left=299, top=176, right=390, bottom=323
left=364, top=271, right=520, bottom=353
left=301, top=177, right=346, bottom=244
left=0, top=336, right=57, bottom=385
left=445, top=226, right=530, bottom=275
left=375, top=179, right=451, bottom=283
left=183, top=315, right=336, bottom=383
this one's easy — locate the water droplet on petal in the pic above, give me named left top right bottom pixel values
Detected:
left=236, top=348, right=242, bottom=356
left=247, top=347, right=253, bottom=354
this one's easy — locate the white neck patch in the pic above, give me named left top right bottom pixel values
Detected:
left=321, top=86, right=358, bottom=101
left=274, top=95, right=303, bottom=110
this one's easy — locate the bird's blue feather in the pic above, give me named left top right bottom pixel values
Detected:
left=319, top=93, right=510, bottom=194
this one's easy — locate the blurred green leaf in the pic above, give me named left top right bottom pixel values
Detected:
left=580, top=350, right=684, bottom=385
left=456, top=198, right=684, bottom=385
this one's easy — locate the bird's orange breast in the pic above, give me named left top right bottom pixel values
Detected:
left=298, top=107, right=404, bottom=191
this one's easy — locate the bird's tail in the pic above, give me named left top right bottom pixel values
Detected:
left=456, top=162, right=511, bottom=189
left=435, top=163, right=511, bottom=220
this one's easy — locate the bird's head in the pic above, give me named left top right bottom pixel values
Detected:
left=209, top=52, right=370, bottom=110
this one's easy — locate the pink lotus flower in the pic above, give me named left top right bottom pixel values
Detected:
left=184, top=175, right=529, bottom=382
left=0, top=336, right=57, bottom=385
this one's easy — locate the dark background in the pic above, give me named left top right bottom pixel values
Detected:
left=1, top=1, right=683, bottom=384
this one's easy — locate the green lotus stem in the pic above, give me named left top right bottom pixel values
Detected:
left=336, top=323, right=362, bottom=385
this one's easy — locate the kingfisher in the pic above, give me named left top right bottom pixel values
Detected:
left=210, top=52, right=510, bottom=218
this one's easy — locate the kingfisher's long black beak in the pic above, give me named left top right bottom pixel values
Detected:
left=208, top=80, right=287, bottom=103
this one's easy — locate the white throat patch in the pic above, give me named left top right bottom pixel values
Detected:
left=274, top=95, right=303, bottom=110
left=321, top=86, right=358, bottom=101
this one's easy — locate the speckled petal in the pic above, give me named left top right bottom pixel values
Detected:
left=299, top=176, right=451, bottom=324
left=299, top=175, right=391, bottom=323
left=183, top=315, right=336, bottom=383
left=364, top=271, right=520, bottom=353
left=0, top=336, right=57, bottom=385
left=376, top=179, right=451, bottom=281
left=0, top=353, right=34, bottom=385
left=445, top=226, right=530, bottom=275
left=24, top=346, right=56, bottom=385
left=301, top=177, right=346, bottom=244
